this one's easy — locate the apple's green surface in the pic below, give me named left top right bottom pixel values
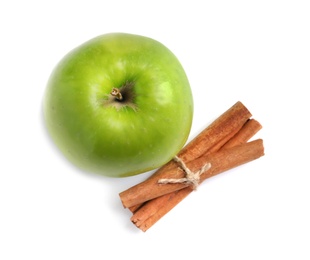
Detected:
left=44, top=33, right=193, bottom=177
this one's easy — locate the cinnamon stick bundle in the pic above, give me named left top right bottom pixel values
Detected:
left=119, top=101, right=264, bottom=231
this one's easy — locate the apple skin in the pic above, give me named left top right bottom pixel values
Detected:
left=44, top=33, right=193, bottom=177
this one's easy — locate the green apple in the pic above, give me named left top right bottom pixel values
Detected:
left=44, top=33, right=193, bottom=177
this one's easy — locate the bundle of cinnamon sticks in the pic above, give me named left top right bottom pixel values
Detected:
left=119, top=101, right=264, bottom=232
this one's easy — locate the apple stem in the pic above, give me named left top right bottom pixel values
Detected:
left=110, top=88, right=123, bottom=101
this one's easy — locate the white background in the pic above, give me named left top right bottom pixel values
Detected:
left=1, top=0, right=309, bottom=259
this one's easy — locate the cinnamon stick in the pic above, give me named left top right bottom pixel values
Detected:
left=222, top=119, right=262, bottom=149
left=119, top=101, right=252, bottom=208
left=128, top=118, right=262, bottom=213
left=132, top=139, right=264, bottom=231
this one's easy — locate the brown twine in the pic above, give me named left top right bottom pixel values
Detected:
left=158, top=156, right=211, bottom=190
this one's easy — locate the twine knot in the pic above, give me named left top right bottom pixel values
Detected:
left=158, top=156, right=211, bottom=190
